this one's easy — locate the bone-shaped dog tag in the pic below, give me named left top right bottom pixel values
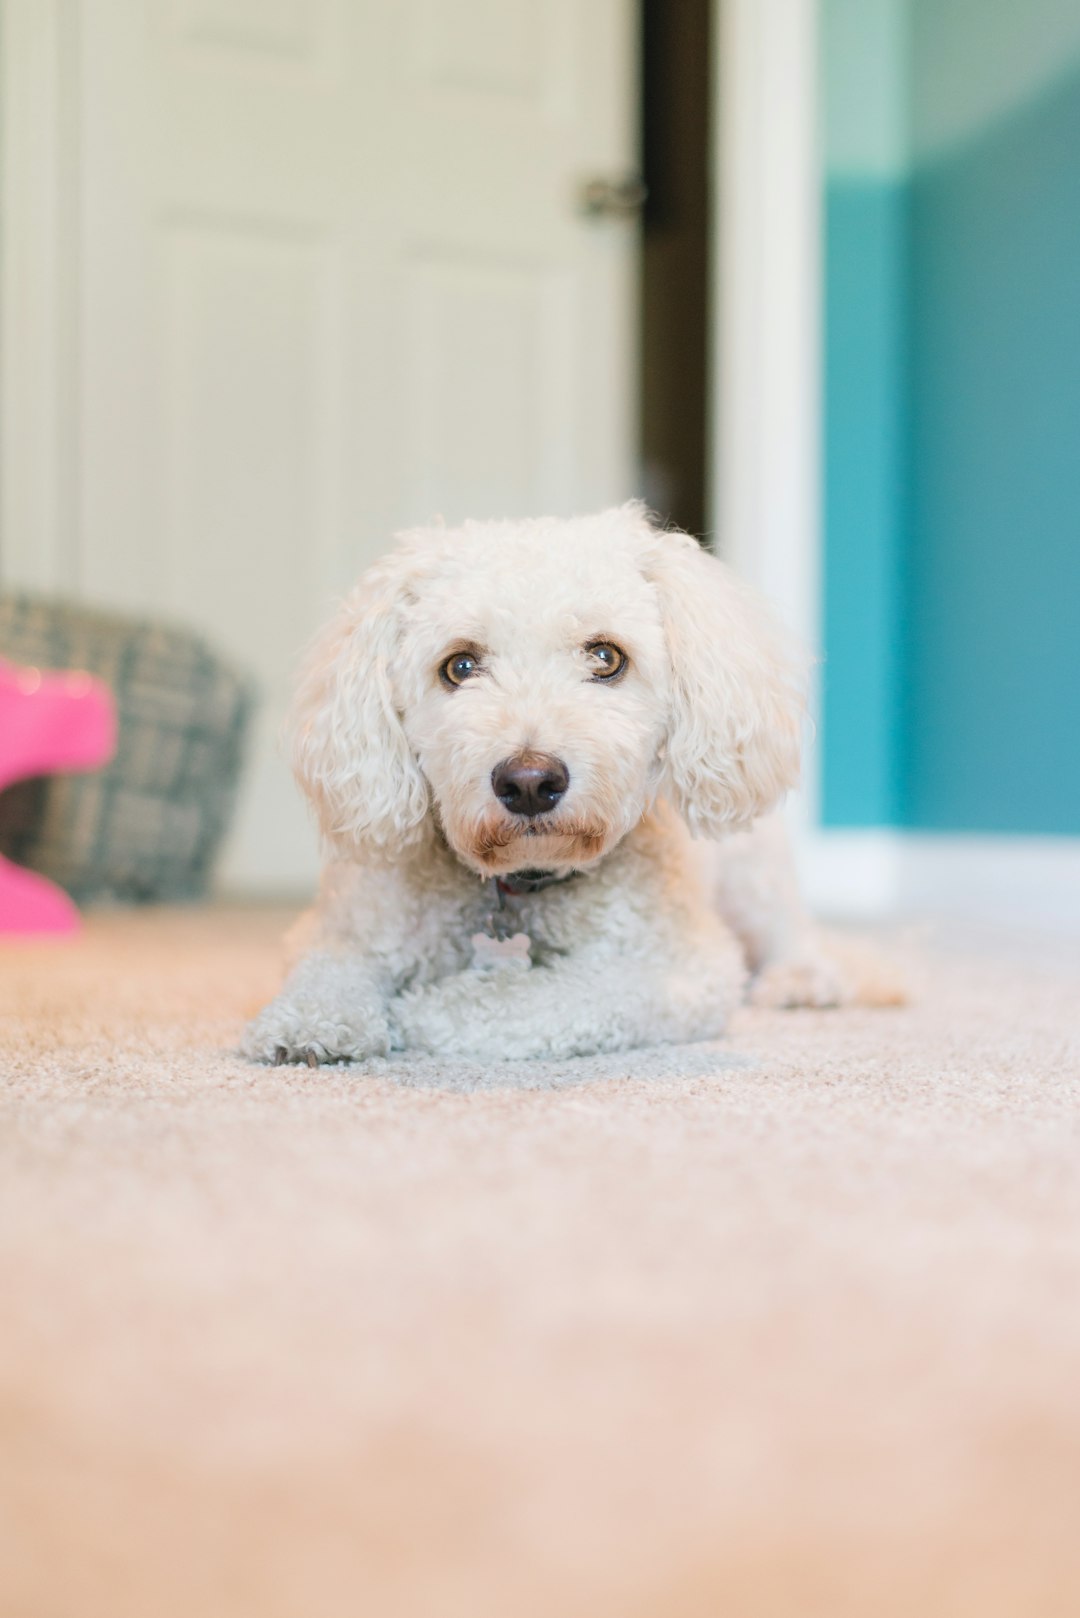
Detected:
left=469, top=931, right=532, bottom=972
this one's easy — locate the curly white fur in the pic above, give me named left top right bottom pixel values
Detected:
left=245, top=504, right=898, bottom=1065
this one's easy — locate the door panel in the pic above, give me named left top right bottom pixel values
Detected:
left=402, top=256, right=577, bottom=525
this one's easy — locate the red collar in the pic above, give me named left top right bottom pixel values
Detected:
left=494, top=868, right=576, bottom=899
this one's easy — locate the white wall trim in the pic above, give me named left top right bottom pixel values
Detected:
left=798, top=828, right=904, bottom=919
left=800, top=830, right=1080, bottom=935
left=712, top=0, right=823, bottom=844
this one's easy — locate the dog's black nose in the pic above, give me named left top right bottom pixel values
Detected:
left=491, top=752, right=570, bottom=817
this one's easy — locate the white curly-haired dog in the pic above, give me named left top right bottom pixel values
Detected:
left=245, top=503, right=896, bottom=1065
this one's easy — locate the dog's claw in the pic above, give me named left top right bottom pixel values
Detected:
left=268, top=1045, right=322, bottom=1067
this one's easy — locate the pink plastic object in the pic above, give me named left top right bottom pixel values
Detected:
left=0, top=659, right=117, bottom=935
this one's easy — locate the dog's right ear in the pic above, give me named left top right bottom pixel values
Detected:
left=288, top=551, right=430, bottom=858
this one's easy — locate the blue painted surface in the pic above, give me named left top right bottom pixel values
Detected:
left=822, top=15, right=1080, bottom=833
left=903, top=70, right=1080, bottom=831
left=822, top=181, right=909, bottom=825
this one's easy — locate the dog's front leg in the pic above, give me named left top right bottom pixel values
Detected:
left=711, top=814, right=906, bottom=1009
left=390, top=933, right=743, bottom=1061
left=242, top=948, right=395, bottom=1066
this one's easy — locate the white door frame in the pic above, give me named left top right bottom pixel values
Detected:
left=0, top=0, right=80, bottom=592
left=711, top=0, right=823, bottom=849
left=712, top=0, right=821, bottom=652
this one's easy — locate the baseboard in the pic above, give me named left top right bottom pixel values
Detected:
left=798, top=829, right=1080, bottom=934
left=796, top=829, right=903, bottom=919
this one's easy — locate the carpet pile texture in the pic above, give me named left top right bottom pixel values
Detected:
left=1, top=906, right=1078, bottom=1617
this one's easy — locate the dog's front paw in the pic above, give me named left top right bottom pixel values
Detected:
left=750, top=929, right=909, bottom=1011
left=242, top=996, right=391, bottom=1066
left=749, top=951, right=845, bottom=1010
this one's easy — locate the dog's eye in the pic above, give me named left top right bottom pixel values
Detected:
left=440, top=650, right=481, bottom=688
left=585, top=642, right=627, bottom=681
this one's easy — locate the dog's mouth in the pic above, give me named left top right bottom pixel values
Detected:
left=463, top=813, right=610, bottom=875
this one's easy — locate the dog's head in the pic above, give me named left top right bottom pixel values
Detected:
left=290, top=504, right=806, bottom=876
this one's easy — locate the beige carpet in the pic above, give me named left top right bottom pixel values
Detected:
left=1, top=906, right=1079, bottom=1618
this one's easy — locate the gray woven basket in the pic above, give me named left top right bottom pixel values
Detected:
left=0, top=594, right=255, bottom=903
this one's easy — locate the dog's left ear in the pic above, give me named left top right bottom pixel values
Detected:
left=643, top=522, right=807, bottom=835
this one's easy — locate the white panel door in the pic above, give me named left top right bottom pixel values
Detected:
left=0, top=0, right=639, bottom=891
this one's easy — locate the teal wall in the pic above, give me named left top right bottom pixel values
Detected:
left=821, top=0, right=910, bottom=827
left=822, top=0, right=1080, bottom=834
left=822, top=181, right=907, bottom=824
